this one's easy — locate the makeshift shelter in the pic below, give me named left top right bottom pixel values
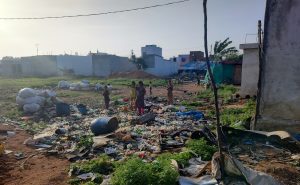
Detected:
left=204, top=61, right=242, bottom=85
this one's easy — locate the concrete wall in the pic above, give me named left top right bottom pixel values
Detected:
left=0, top=59, right=22, bottom=76
left=0, top=55, right=136, bottom=77
left=57, top=55, right=93, bottom=76
left=257, top=0, right=300, bottom=132
left=21, top=56, right=58, bottom=76
left=92, top=55, right=137, bottom=77
left=144, top=55, right=178, bottom=76
left=239, top=43, right=259, bottom=97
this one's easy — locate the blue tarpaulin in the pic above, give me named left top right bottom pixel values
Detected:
left=176, top=111, right=204, bottom=120
left=180, top=61, right=207, bottom=71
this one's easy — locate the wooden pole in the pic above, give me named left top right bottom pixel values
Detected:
left=254, top=20, right=262, bottom=129
left=202, top=0, right=224, bottom=177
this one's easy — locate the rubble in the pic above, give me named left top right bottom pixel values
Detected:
left=2, top=83, right=299, bottom=185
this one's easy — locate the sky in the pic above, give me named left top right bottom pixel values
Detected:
left=0, top=0, right=266, bottom=59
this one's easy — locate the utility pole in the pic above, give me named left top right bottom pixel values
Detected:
left=35, top=44, right=39, bottom=56
left=254, top=20, right=263, bottom=129
left=203, top=0, right=224, bottom=178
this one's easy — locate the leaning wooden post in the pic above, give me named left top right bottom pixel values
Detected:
left=202, top=0, right=224, bottom=177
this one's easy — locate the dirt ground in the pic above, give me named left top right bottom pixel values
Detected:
left=117, top=83, right=202, bottom=99
left=1, top=80, right=298, bottom=185
left=0, top=124, right=70, bottom=185
left=254, top=161, right=300, bottom=185
left=54, top=83, right=203, bottom=110
left=0, top=82, right=202, bottom=185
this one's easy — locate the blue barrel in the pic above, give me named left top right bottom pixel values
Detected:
left=77, top=104, right=88, bottom=115
left=90, top=117, right=119, bottom=136
left=56, top=103, right=70, bottom=116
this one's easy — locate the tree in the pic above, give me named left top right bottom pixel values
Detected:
left=225, top=53, right=243, bottom=62
left=212, top=37, right=238, bottom=61
left=130, top=50, right=147, bottom=70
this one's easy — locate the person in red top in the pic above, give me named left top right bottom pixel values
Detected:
left=136, top=81, right=146, bottom=115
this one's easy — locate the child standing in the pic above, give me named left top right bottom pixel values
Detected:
left=167, top=79, right=174, bottom=105
left=103, top=85, right=110, bottom=109
left=149, top=81, right=153, bottom=96
left=130, top=81, right=137, bottom=110
left=136, top=81, right=146, bottom=115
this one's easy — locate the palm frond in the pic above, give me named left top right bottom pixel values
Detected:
left=217, top=38, right=232, bottom=53
left=213, top=41, right=220, bottom=54
left=220, top=47, right=238, bottom=55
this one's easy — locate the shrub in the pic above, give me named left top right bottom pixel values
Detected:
left=77, top=135, right=93, bottom=149
left=186, top=138, right=217, bottom=161
left=70, top=155, right=114, bottom=175
left=220, top=99, right=256, bottom=127
left=111, top=158, right=150, bottom=185
left=157, top=151, right=193, bottom=167
left=111, top=157, right=179, bottom=185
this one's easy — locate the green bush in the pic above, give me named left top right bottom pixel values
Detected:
left=68, top=174, right=102, bottom=185
left=68, top=178, right=81, bottom=185
left=111, top=157, right=179, bottom=185
left=197, top=89, right=213, bottom=99
left=186, top=138, right=217, bottom=161
left=181, top=101, right=203, bottom=110
left=197, top=85, right=237, bottom=103
left=77, top=135, right=94, bottom=149
left=157, top=151, right=193, bottom=167
left=70, top=155, right=114, bottom=175
left=220, top=99, right=256, bottom=127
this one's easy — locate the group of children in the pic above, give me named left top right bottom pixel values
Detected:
left=102, top=79, right=174, bottom=116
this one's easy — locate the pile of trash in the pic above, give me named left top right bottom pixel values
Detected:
left=58, top=80, right=91, bottom=91
left=58, top=80, right=115, bottom=92
left=58, top=80, right=70, bottom=89
left=16, top=97, right=209, bottom=161
left=16, top=88, right=57, bottom=113
left=7, top=90, right=300, bottom=185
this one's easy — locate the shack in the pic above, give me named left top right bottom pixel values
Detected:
left=204, top=61, right=242, bottom=85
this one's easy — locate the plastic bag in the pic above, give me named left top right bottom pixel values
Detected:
left=80, top=82, right=89, bottom=90
left=81, top=80, right=89, bottom=84
left=70, top=83, right=80, bottom=90
left=95, top=83, right=103, bottom=91
left=18, top=88, right=36, bottom=99
left=16, top=96, right=45, bottom=107
left=23, top=103, right=40, bottom=113
left=36, top=90, right=56, bottom=97
left=58, top=81, right=70, bottom=89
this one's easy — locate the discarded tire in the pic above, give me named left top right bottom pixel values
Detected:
left=56, top=103, right=70, bottom=116
left=91, top=117, right=119, bottom=136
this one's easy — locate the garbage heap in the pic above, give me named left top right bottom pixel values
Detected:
left=16, top=88, right=57, bottom=114
left=7, top=90, right=300, bottom=185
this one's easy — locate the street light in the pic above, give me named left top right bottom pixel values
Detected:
left=35, top=44, right=39, bottom=56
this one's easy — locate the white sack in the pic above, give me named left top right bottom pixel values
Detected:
left=18, top=88, right=36, bottom=99
left=23, top=103, right=40, bottom=113
left=58, top=81, right=70, bottom=89
left=16, top=96, right=45, bottom=107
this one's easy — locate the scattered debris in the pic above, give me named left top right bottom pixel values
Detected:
left=2, top=82, right=299, bottom=185
left=134, top=112, right=156, bottom=124
left=0, top=143, right=4, bottom=156
left=212, top=153, right=282, bottom=185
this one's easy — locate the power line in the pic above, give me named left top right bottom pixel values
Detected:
left=0, top=0, right=192, bottom=20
